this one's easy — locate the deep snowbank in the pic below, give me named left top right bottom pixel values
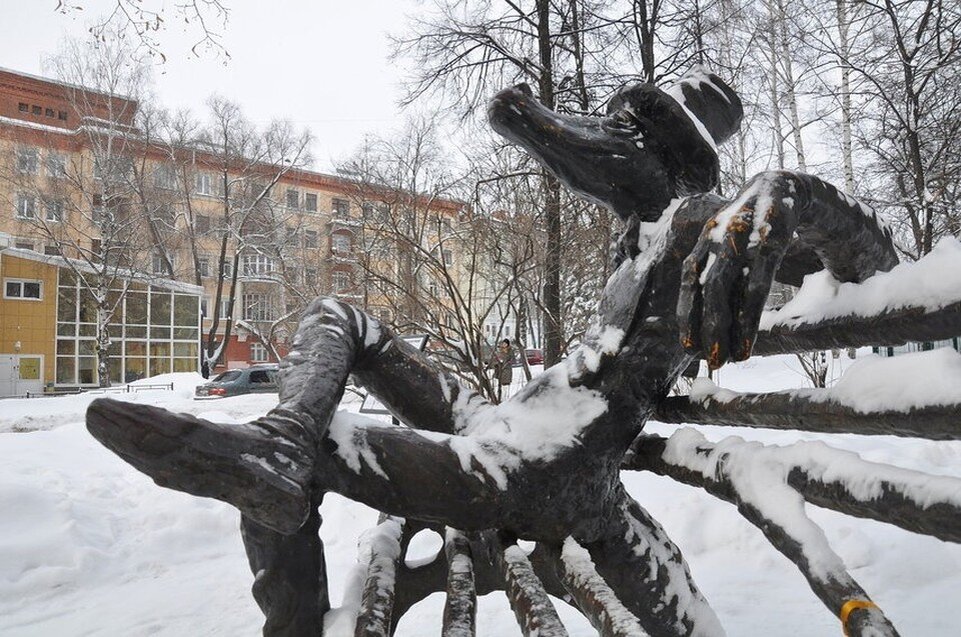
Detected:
left=1, top=355, right=959, bottom=635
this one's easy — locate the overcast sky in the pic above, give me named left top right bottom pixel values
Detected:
left=1, top=1, right=423, bottom=171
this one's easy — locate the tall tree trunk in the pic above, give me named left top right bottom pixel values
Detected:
left=536, top=0, right=564, bottom=366
left=774, top=0, right=807, bottom=171
left=836, top=0, right=856, bottom=194
left=766, top=5, right=786, bottom=169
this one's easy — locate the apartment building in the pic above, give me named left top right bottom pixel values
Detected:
left=0, top=67, right=464, bottom=385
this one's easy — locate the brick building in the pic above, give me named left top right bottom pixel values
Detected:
left=0, top=67, right=462, bottom=386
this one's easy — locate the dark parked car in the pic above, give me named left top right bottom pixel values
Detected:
left=194, top=364, right=279, bottom=399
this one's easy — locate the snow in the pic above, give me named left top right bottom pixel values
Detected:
left=559, top=536, right=650, bottom=635
left=665, top=68, right=722, bottom=151
left=760, top=237, right=961, bottom=330
left=690, top=348, right=961, bottom=413
left=1, top=355, right=960, bottom=635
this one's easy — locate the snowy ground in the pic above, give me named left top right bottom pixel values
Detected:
left=1, top=355, right=960, bottom=636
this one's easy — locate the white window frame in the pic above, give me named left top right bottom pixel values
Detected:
left=4, top=278, right=43, bottom=301
left=243, top=293, right=273, bottom=321
left=250, top=342, right=269, bottom=362
left=286, top=188, right=300, bottom=210
left=332, top=234, right=351, bottom=254
left=332, top=271, right=350, bottom=293
left=45, top=198, right=64, bottom=222
left=46, top=153, right=67, bottom=178
left=155, top=164, right=178, bottom=190
left=243, top=254, right=275, bottom=276
left=195, top=172, right=214, bottom=196
left=15, top=193, right=36, bottom=220
left=17, top=148, right=38, bottom=175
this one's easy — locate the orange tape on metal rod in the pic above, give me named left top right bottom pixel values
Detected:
left=840, top=599, right=878, bottom=636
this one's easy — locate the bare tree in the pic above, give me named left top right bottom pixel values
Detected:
left=54, top=0, right=230, bottom=61
left=169, top=98, right=313, bottom=376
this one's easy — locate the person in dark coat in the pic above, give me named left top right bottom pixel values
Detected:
left=490, top=338, right=514, bottom=402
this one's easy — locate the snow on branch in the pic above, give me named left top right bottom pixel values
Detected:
left=547, top=538, right=649, bottom=637
left=495, top=535, right=569, bottom=637
left=658, top=349, right=961, bottom=440
left=754, top=238, right=961, bottom=355
left=353, top=515, right=405, bottom=637
left=442, top=529, right=477, bottom=637
left=624, top=430, right=900, bottom=636
left=625, top=431, right=961, bottom=543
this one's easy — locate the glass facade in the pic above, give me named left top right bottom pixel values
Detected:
left=55, top=270, right=201, bottom=386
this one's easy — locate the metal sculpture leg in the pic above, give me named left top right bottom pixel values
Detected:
left=241, top=501, right=328, bottom=637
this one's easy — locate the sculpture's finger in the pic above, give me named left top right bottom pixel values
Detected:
left=732, top=207, right=794, bottom=361
left=699, top=206, right=753, bottom=370
left=677, top=226, right=714, bottom=353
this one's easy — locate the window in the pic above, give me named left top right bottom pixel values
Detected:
left=243, top=293, right=273, bottom=321
left=286, top=189, right=300, bottom=209
left=58, top=111, right=68, bottom=121
left=18, top=103, right=28, bottom=113
left=304, top=193, right=318, bottom=212
left=304, top=230, right=318, bottom=248
left=195, top=214, right=210, bottom=233
left=15, top=194, right=35, bottom=219
left=44, top=245, right=61, bottom=256
left=332, top=198, right=350, bottom=217
left=91, top=195, right=104, bottom=224
left=16, top=148, right=38, bottom=175
left=152, top=253, right=170, bottom=276
left=45, top=198, right=64, bottom=222
left=221, top=260, right=233, bottom=279
left=432, top=246, right=453, bottom=266
left=332, top=234, right=351, bottom=254
left=250, top=342, right=269, bottom=363
left=332, top=271, right=350, bottom=293
left=195, top=172, right=214, bottom=195
left=15, top=241, right=33, bottom=251
left=31, top=105, right=41, bottom=116
left=4, top=279, right=42, bottom=300
left=305, top=267, right=318, bottom=286
left=198, top=257, right=210, bottom=278
left=243, top=254, right=274, bottom=276
left=46, top=153, right=67, bottom=178
left=154, top=164, right=177, bottom=189
left=218, top=297, right=232, bottom=319
left=45, top=108, right=55, bottom=118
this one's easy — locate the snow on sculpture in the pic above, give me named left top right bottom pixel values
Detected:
left=85, top=69, right=961, bottom=637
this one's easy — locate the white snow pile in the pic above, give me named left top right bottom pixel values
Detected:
left=328, top=365, right=608, bottom=491
left=661, top=427, right=961, bottom=583
left=2, top=354, right=960, bottom=635
left=761, top=237, right=961, bottom=330
left=0, top=372, right=207, bottom=433
left=689, top=348, right=961, bottom=413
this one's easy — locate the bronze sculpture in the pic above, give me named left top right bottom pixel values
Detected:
left=86, top=70, right=961, bottom=637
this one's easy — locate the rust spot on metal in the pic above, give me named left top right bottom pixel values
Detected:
left=708, top=342, right=721, bottom=369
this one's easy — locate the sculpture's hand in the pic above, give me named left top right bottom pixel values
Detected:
left=677, top=171, right=898, bottom=369
left=677, top=176, right=797, bottom=369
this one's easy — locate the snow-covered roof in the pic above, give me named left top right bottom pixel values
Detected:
left=0, top=246, right=204, bottom=295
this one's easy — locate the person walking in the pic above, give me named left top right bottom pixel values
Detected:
left=490, top=338, right=514, bottom=402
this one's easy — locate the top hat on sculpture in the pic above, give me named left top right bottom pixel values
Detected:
left=488, top=67, right=744, bottom=222
left=606, top=68, right=744, bottom=197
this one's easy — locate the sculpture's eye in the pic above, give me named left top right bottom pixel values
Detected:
left=603, top=109, right=642, bottom=136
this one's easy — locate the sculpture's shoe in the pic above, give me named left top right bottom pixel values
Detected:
left=86, top=398, right=316, bottom=535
